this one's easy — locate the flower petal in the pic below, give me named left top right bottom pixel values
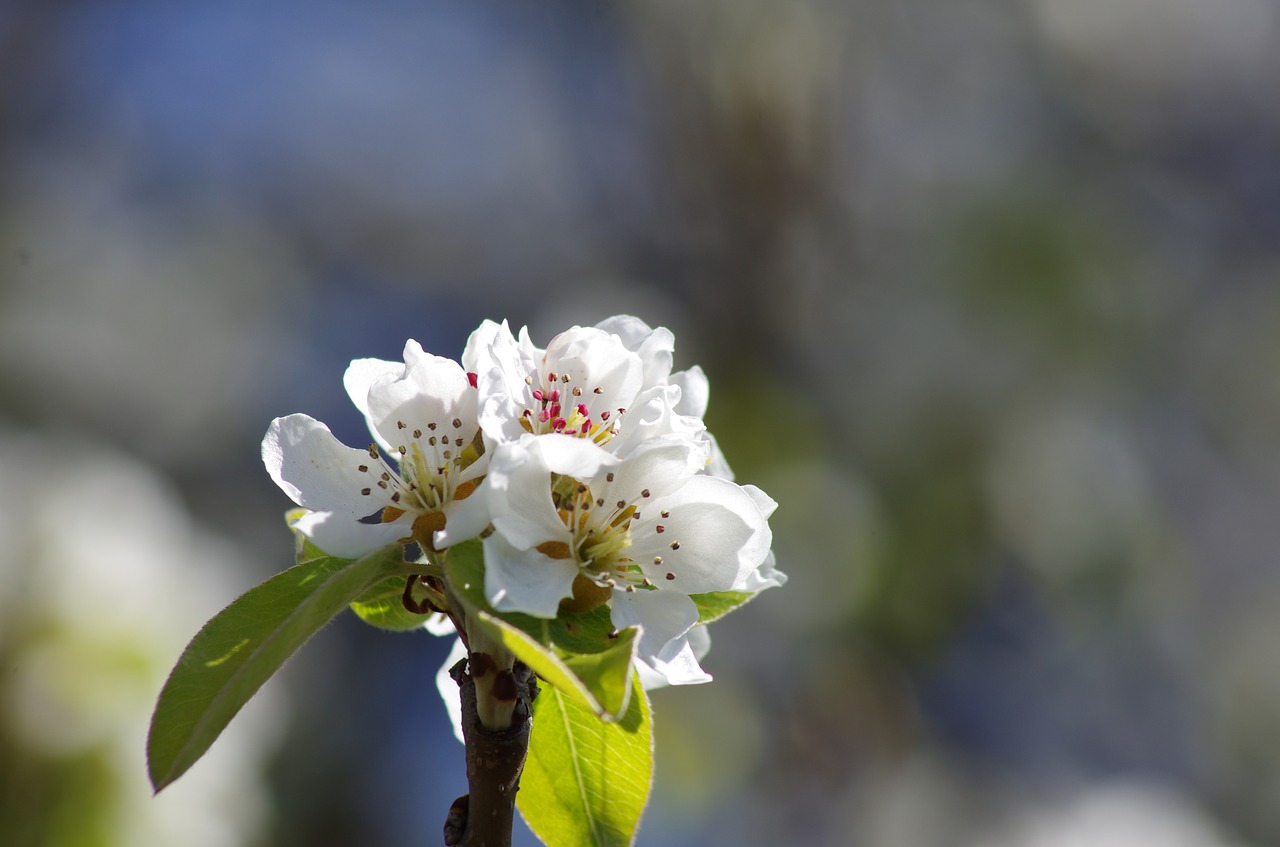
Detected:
left=610, top=589, right=700, bottom=668
left=482, top=532, right=578, bottom=618
left=424, top=613, right=457, bottom=637
left=262, top=414, right=393, bottom=513
left=289, top=509, right=409, bottom=558
left=474, top=323, right=539, bottom=444
left=634, top=474, right=770, bottom=593
left=602, top=434, right=702, bottom=507
left=607, top=386, right=705, bottom=459
left=486, top=436, right=614, bottom=550
left=735, top=550, right=787, bottom=592
left=596, top=315, right=675, bottom=388
left=543, top=327, right=644, bottom=423
left=344, top=357, right=402, bottom=450
left=434, top=485, right=492, bottom=549
left=461, top=319, right=510, bottom=375
left=668, top=365, right=710, bottom=418
left=636, top=625, right=713, bottom=689
left=367, top=342, right=477, bottom=451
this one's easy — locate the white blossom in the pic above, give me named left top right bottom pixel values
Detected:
left=462, top=318, right=708, bottom=463
left=458, top=432, right=772, bottom=684
left=262, top=340, right=489, bottom=558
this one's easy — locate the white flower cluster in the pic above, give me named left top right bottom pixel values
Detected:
left=263, top=316, right=783, bottom=685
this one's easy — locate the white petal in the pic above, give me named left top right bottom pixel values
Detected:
left=289, top=509, right=408, bottom=558
left=608, top=386, right=705, bottom=459
left=482, top=532, right=578, bottom=618
left=343, top=357, right=402, bottom=451
left=732, top=480, right=782, bottom=591
left=532, top=432, right=619, bottom=479
left=543, top=327, right=644, bottom=423
left=635, top=475, right=769, bottom=593
left=667, top=367, right=734, bottom=479
left=436, top=638, right=468, bottom=744
left=461, top=319, right=509, bottom=375
left=735, top=550, right=787, bottom=592
left=434, top=486, right=492, bottom=549
left=700, top=432, right=736, bottom=480
left=669, top=365, right=710, bottom=418
left=603, top=434, right=702, bottom=506
left=610, top=589, right=699, bottom=662
left=594, top=314, right=653, bottom=348
left=636, top=625, right=713, bottom=689
left=486, top=436, right=611, bottom=550
left=476, top=324, right=540, bottom=445
left=262, top=414, right=393, bottom=513
left=424, top=613, right=457, bottom=637
left=741, top=484, right=778, bottom=521
left=367, top=344, right=477, bottom=450
left=596, top=315, right=675, bottom=387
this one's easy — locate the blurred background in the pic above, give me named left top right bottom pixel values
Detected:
left=1, top=0, right=1277, bottom=845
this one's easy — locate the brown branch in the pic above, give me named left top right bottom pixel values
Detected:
left=444, top=657, right=538, bottom=847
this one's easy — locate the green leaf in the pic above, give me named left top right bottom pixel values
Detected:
left=474, top=611, right=638, bottom=719
left=690, top=590, right=756, bottom=624
left=147, top=542, right=407, bottom=792
left=518, top=673, right=653, bottom=847
left=350, top=575, right=436, bottom=632
left=443, top=541, right=637, bottom=716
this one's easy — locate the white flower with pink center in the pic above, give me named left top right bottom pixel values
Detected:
left=462, top=319, right=706, bottom=461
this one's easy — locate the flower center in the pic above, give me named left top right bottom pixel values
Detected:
left=548, top=472, right=663, bottom=594
left=518, top=371, right=625, bottom=445
left=357, top=418, right=481, bottom=518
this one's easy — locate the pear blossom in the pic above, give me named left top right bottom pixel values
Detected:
left=262, top=340, right=489, bottom=558
left=442, top=431, right=773, bottom=684
left=462, top=318, right=708, bottom=462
